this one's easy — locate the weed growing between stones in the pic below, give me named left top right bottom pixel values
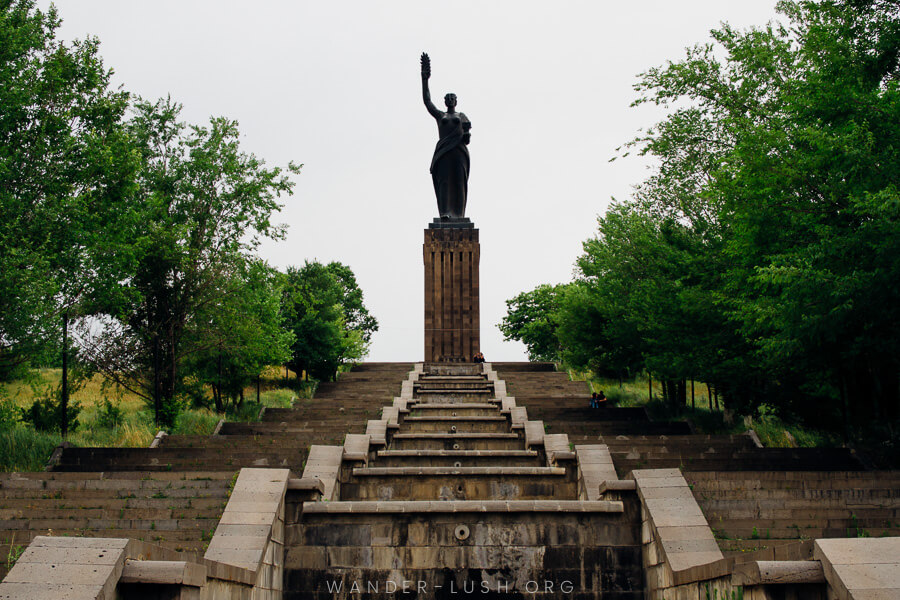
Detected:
left=704, top=584, right=744, bottom=600
left=5, top=535, right=24, bottom=571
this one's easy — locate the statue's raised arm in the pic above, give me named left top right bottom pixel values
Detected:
left=420, top=52, right=471, bottom=219
left=421, top=53, right=441, bottom=120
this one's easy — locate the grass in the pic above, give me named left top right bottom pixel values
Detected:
left=0, top=427, right=63, bottom=472
left=0, top=367, right=303, bottom=472
left=747, top=412, right=837, bottom=448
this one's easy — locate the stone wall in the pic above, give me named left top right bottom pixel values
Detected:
left=284, top=496, right=642, bottom=599
left=0, top=468, right=290, bottom=600
left=631, top=468, right=830, bottom=600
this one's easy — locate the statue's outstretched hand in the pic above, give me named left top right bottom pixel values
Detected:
left=421, top=52, right=431, bottom=80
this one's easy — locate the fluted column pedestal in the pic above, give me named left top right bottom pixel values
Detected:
left=423, top=219, right=480, bottom=362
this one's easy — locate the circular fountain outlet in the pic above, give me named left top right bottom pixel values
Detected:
left=450, top=425, right=457, bottom=432
left=452, top=412, right=457, bottom=417
left=456, top=484, right=465, bottom=494
left=454, top=461, right=462, bottom=468
left=454, top=525, right=470, bottom=541
left=453, top=444, right=460, bottom=450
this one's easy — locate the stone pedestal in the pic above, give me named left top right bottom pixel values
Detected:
left=424, top=219, right=480, bottom=362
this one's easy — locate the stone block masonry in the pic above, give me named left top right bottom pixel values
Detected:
left=423, top=226, right=480, bottom=362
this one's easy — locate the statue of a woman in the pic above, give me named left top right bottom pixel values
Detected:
left=421, top=52, right=471, bottom=219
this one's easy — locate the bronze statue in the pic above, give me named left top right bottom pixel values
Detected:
left=421, top=53, right=471, bottom=219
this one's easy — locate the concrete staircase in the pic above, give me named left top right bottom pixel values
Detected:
left=493, top=363, right=865, bottom=473
left=50, top=363, right=414, bottom=473
left=339, top=365, right=576, bottom=502
left=493, top=362, right=900, bottom=566
left=3, top=360, right=897, bottom=598
left=1, top=363, right=415, bottom=584
left=286, top=362, right=644, bottom=598
left=688, top=470, right=900, bottom=556
left=0, top=471, right=232, bottom=580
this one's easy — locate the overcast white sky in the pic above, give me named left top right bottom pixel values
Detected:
left=42, top=0, right=781, bottom=362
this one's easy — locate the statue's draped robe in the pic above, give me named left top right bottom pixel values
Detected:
left=430, top=112, right=470, bottom=218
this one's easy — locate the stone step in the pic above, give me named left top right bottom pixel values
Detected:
left=407, top=404, right=500, bottom=417
left=263, top=406, right=376, bottom=415
left=0, top=535, right=207, bottom=581
left=523, top=407, right=650, bottom=422
left=399, top=416, right=510, bottom=434
left=348, top=362, right=416, bottom=372
left=0, top=528, right=215, bottom=544
left=299, top=500, right=623, bottom=513
left=340, top=472, right=577, bottom=501
left=710, top=523, right=900, bottom=539
left=0, top=478, right=230, bottom=492
left=403, top=416, right=507, bottom=422
left=713, top=515, right=900, bottom=529
left=416, top=376, right=488, bottom=382
left=696, top=494, right=900, bottom=507
left=352, top=466, right=565, bottom=477
left=53, top=462, right=291, bottom=474
left=0, top=472, right=233, bottom=482
left=692, top=486, right=900, bottom=498
left=491, top=362, right=557, bottom=372
left=717, top=539, right=812, bottom=556
left=414, top=386, right=494, bottom=395
left=613, top=453, right=863, bottom=475
left=600, top=433, right=753, bottom=443
left=0, top=506, right=220, bottom=520
left=54, top=454, right=304, bottom=466
left=372, top=450, right=541, bottom=468
left=606, top=440, right=756, bottom=451
left=55, top=447, right=309, bottom=460
left=389, top=433, right=522, bottom=451
left=700, top=507, right=900, bottom=522
left=0, top=516, right=220, bottom=531
left=52, top=457, right=297, bottom=472
left=161, top=436, right=314, bottom=449
left=687, top=470, right=898, bottom=482
left=416, top=380, right=492, bottom=388
left=0, top=486, right=229, bottom=500
left=411, top=402, right=497, bottom=409
left=0, top=497, right=226, bottom=510
left=376, top=450, right=538, bottom=458
left=422, top=364, right=484, bottom=376
left=413, top=390, right=494, bottom=400
left=565, top=423, right=693, bottom=435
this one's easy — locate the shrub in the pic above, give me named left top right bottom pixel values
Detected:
left=0, top=393, right=19, bottom=430
left=156, top=397, right=183, bottom=429
left=96, top=398, right=124, bottom=429
left=20, top=395, right=81, bottom=433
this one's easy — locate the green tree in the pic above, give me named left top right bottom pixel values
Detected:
left=80, top=98, right=300, bottom=426
left=498, top=284, right=569, bottom=362
left=282, top=261, right=377, bottom=382
left=505, top=0, right=899, bottom=429
left=628, top=0, right=900, bottom=425
left=0, top=1, right=138, bottom=435
left=184, top=259, right=293, bottom=412
left=325, top=262, right=380, bottom=345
